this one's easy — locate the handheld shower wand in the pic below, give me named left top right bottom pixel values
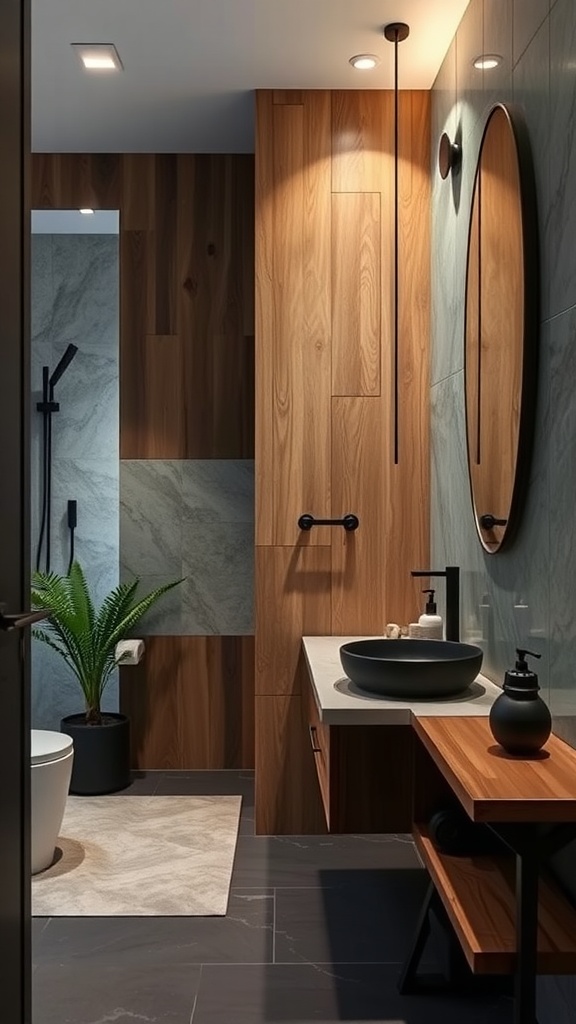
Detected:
left=35, top=344, right=79, bottom=573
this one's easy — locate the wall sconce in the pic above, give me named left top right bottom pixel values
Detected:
left=438, top=132, right=462, bottom=179
left=384, top=21, right=409, bottom=465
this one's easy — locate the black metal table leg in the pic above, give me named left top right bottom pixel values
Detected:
left=398, top=881, right=435, bottom=993
left=514, top=844, right=540, bottom=1024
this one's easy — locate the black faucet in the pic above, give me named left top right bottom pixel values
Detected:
left=411, top=566, right=460, bottom=642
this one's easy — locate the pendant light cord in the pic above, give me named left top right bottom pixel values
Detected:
left=384, top=22, right=409, bottom=466
left=393, top=30, right=399, bottom=466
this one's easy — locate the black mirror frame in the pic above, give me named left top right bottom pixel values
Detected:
left=463, top=102, right=540, bottom=554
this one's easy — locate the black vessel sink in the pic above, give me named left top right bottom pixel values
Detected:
left=339, top=639, right=483, bottom=699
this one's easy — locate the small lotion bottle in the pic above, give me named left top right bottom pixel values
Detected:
left=417, top=589, right=443, bottom=640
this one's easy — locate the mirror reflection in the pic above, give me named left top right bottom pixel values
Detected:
left=464, top=104, right=538, bottom=553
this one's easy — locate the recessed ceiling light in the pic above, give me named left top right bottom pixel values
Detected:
left=349, top=54, right=380, bottom=70
left=79, top=208, right=94, bottom=215
left=473, top=53, right=502, bottom=70
left=71, top=43, right=123, bottom=72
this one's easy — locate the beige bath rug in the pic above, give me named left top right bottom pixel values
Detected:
left=32, top=794, right=241, bottom=917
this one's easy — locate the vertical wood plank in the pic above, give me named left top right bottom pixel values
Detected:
left=332, top=192, right=381, bottom=396
left=120, top=230, right=148, bottom=459
left=331, top=397, right=387, bottom=634
left=255, top=695, right=327, bottom=834
left=140, top=335, right=186, bottom=457
left=255, top=545, right=331, bottom=696
left=255, top=92, right=276, bottom=544
left=121, top=636, right=255, bottom=769
left=332, top=91, right=393, bottom=193
left=153, top=155, right=178, bottom=335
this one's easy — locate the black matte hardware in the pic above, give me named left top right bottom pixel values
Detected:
left=298, top=513, right=359, bottom=532
left=479, top=513, right=508, bottom=530
left=0, top=607, right=51, bottom=631
left=308, top=725, right=322, bottom=754
left=438, top=132, right=462, bottom=179
left=411, top=566, right=460, bottom=642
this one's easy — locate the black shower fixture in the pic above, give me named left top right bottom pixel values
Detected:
left=35, top=343, right=79, bottom=573
left=49, top=343, right=78, bottom=391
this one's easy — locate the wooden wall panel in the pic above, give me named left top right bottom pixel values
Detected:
left=255, top=89, right=430, bottom=834
left=120, top=636, right=255, bottom=770
left=331, top=91, right=393, bottom=193
left=32, top=153, right=256, bottom=772
left=255, top=545, right=331, bottom=696
left=332, top=192, right=381, bottom=396
left=331, top=398, right=387, bottom=635
left=31, top=153, right=255, bottom=460
left=255, top=695, right=327, bottom=835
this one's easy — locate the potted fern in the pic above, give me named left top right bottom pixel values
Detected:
left=31, top=561, right=183, bottom=795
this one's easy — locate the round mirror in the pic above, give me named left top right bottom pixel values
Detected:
left=464, top=104, right=539, bottom=553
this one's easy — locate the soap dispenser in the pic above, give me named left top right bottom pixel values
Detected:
left=489, top=649, right=551, bottom=755
left=417, top=589, right=443, bottom=640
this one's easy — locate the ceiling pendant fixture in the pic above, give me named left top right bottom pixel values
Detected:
left=384, top=22, right=409, bottom=465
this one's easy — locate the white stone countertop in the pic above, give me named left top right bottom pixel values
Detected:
left=302, top=635, right=502, bottom=725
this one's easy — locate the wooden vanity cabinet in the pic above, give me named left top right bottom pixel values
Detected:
left=304, top=680, right=413, bottom=833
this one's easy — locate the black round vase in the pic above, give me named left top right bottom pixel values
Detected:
left=489, top=690, right=551, bottom=755
left=61, top=712, right=131, bottom=795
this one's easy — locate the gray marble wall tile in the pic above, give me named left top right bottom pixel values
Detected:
left=513, top=17, right=551, bottom=320
left=548, top=0, right=576, bottom=316
left=31, top=233, right=120, bottom=728
left=53, top=351, right=119, bottom=461
left=548, top=307, right=576, bottom=739
left=182, top=521, right=254, bottom=635
left=50, top=234, right=119, bottom=354
left=513, top=0, right=550, bottom=65
left=120, top=460, right=255, bottom=635
left=30, top=236, right=53, bottom=344
left=181, top=460, right=254, bottom=523
left=455, top=0, right=484, bottom=136
left=120, top=461, right=183, bottom=577
left=483, top=0, right=514, bottom=108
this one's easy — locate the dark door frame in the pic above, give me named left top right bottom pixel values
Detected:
left=0, top=0, right=31, bottom=1021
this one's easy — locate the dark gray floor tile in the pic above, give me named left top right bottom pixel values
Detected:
left=33, top=961, right=200, bottom=1024
left=274, top=870, right=431, bottom=964
left=192, top=963, right=513, bottom=1023
left=232, top=833, right=421, bottom=888
left=32, top=890, right=273, bottom=967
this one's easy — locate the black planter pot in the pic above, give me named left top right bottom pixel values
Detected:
left=61, top=712, right=131, bottom=795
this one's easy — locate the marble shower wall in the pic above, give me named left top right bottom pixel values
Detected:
left=431, top=1, right=576, bottom=1018
left=120, top=460, right=254, bottom=635
left=31, top=233, right=119, bottom=728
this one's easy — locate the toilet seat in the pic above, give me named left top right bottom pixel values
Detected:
left=31, top=730, right=73, bottom=766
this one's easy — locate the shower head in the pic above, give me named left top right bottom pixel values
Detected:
left=49, top=344, right=78, bottom=389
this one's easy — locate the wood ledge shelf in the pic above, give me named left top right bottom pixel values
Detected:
left=414, top=823, right=576, bottom=975
left=413, top=715, right=576, bottom=822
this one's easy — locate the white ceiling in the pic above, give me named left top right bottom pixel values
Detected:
left=32, top=0, right=470, bottom=153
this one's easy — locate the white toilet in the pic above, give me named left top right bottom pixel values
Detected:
left=31, top=730, right=74, bottom=875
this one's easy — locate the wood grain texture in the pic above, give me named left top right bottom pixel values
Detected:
left=331, top=91, right=394, bottom=193
left=254, top=88, right=430, bottom=832
left=31, top=153, right=255, bottom=459
left=120, top=636, right=254, bottom=770
left=255, top=695, right=327, bottom=835
left=255, top=545, right=332, bottom=696
left=414, top=717, right=576, bottom=822
left=331, top=397, right=386, bottom=635
left=332, top=192, right=381, bottom=396
left=414, top=824, right=576, bottom=975
left=255, top=92, right=276, bottom=546
left=466, top=105, right=524, bottom=551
